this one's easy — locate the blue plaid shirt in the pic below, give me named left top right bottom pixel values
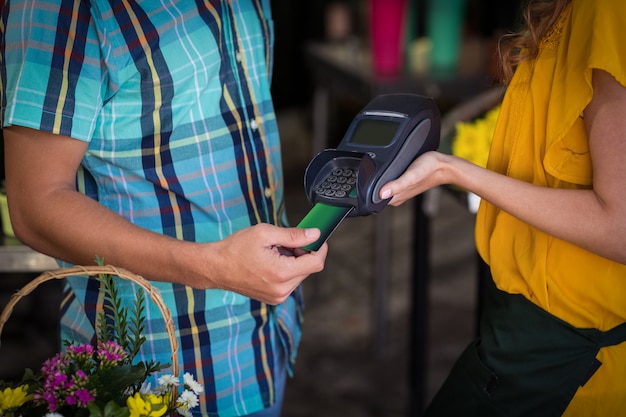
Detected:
left=1, top=1, right=303, bottom=415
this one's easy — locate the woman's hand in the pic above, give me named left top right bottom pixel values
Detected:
left=379, top=151, right=452, bottom=206
left=378, top=69, right=626, bottom=264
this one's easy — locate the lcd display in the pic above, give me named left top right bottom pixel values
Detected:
left=348, top=119, right=400, bottom=146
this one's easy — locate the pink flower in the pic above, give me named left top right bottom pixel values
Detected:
left=53, top=373, right=68, bottom=388
left=34, top=343, right=98, bottom=412
left=96, top=340, right=129, bottom=366
left=75, top=388, right=95, bottom=406
left=66, top=343, right=94, bottom=356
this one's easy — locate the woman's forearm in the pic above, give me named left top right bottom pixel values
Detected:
left=443, top=154, right=626, bottom=263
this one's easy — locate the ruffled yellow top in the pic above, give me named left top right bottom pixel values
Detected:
left=475, top=0, right=626, bottom=413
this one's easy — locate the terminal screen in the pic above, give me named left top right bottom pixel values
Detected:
left=348, top=119, right=400, bottom=147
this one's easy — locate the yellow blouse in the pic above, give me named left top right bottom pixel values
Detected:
left=475, top=0, right=626, bottom=413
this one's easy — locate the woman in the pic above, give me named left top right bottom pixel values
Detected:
left=380, top=0, right=626, bottom=415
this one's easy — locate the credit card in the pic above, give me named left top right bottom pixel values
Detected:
left=297, top=203, right=353, bottom=251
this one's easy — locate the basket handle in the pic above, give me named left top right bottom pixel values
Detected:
left=0, top=265, right=179, bottom=376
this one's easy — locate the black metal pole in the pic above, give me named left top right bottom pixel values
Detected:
left=409, top=193, right=430, bottom=416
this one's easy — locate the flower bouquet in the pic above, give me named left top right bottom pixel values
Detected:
left=451, top=104, right=500, bottom=169
left=446, top=102, right=501, bottom=213
left=0, top=260, right=202, bottom=417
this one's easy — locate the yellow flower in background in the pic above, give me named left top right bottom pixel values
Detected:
left=452, top=105, right=501, bottom=168
left=0, top=385, right=33, bottom=413
left=126, top=392, right=168, bottom=417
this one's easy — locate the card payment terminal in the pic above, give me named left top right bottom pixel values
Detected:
left=297, top=94, right=440, bottom=251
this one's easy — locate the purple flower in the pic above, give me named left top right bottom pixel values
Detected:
left=33, top=343, right=99, bottom=412
left=41, top=355, right=68, bottom=375
left=96, top=340, right=129, bottom=366
left=53, top=373, right=68, bottom=387
left=40, top=391, right=58, bottom=412
left=66, top=343, right=94, bottom=356
left=75, top=388, right=95, bottom=406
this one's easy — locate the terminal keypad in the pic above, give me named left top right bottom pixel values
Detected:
left=314, top=168, right=358, bottom=199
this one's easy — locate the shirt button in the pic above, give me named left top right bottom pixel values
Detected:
left=250, top=119, right=259, bottom=130
left=236, top=51, right=243, bottom=62
left=264, top=187, right=272, bottom=198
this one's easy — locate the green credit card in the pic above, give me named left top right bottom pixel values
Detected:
left=297, top=203, right=353, bottom=251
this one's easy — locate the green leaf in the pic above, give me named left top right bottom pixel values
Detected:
left=93, top=256, right=150, bottom=365
left=106, top=402, right=131, bottom=417
left=126, top=287, right=146, bottom=362
left=145, top=360, right=170, bottom=376
left=89, top=363, right=148, bottom=404
left=88, top=400, right=131, bottom=417
left=87, top=402, right=106, bottom=417
left=96, top=270, right=130, bottom=351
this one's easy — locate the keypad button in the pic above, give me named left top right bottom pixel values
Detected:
left=316, top=166, right=359, bottom=201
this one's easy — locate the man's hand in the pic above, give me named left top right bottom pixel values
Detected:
left=202, top=224, right=327, bottom=305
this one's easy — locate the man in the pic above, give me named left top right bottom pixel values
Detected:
left=0, top=1, right=327, bottom=415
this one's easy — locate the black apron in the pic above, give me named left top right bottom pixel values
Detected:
left=424, top=277, right=626, bottom=417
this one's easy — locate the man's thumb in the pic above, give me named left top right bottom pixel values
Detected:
left=285, top=226, right=321, bottom=247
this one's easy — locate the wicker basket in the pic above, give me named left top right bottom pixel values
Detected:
left=0, top=265, right=179, bottom=376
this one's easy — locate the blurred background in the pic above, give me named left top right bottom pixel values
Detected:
left=0, top=0, right=524, bottom=415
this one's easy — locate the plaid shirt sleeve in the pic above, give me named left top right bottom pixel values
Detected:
left=1, top=1, right=303, bottom=415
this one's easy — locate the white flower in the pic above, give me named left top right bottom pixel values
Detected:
left=183, top=372, right=204, bottom=394
left=139, top=381, right=153, bottom=394
left=44, top=414, right=65, bottom=417
left=158, top=374, right=179, bottom=387
left=177, top=390, right=200, bottom=409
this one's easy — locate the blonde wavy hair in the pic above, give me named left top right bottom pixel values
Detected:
left=498, top=0, right=572, bottom=83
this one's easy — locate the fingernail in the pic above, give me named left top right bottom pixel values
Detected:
left=381, top=189, right=391, bottom=199
left=304, top=228, right=318, bottom=238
